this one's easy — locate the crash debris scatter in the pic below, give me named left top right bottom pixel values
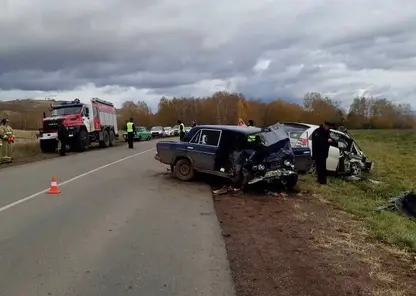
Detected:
left=377, top=191, right=416, bottom=217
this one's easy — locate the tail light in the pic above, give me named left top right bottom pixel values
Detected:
left=296, top=137, right=308, bottom=147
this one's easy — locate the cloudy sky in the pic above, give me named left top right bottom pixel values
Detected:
left=1, top=0, right=416, bottom=111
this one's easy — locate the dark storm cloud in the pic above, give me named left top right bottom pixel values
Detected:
left=0, top=0, right=416, bottom=107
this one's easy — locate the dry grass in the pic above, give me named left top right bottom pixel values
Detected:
left=14, top=129, right=38, bottom=141
left=299, top=130, right=416, bottom=252
left=310, top=209, right=414, bottom=296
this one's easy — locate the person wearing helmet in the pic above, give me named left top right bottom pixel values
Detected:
left=0, top=118, right=14, bottom=163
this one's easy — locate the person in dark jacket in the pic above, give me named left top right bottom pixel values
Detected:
left=57, top=122, right=69, bottom=156
left=177, top=120, right=185, bottom=141
left=311, top=121, right=334, bottom=185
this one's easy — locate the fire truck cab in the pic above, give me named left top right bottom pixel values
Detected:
left=38, top=98, right=119, bottom=153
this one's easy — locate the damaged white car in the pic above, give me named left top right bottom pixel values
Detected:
left=282, top=123, right=374, bottom=177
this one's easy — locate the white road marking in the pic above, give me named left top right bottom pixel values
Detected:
left=0, top=148, right=155, bottom=213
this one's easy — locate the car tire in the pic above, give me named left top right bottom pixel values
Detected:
left=283, top=174, right=298, bottom=189
left=174, top=158, right=195, bottom=181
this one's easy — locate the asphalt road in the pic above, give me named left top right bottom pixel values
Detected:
left=0, top=139, right=235, bottom=296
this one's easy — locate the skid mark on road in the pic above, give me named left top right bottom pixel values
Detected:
left=0, top=148, right=155, bottom=213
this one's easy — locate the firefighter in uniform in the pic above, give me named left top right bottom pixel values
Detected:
left=311, top=121, right=334, bottom=185
left=126, top=118, right=135, bottom=149
left=57, top=121, right=69, bottom=156
left=178, top=120, right=185, bottom=141
left=0, top=118, right=14, bottom=163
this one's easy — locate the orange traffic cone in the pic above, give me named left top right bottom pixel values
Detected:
left=47, top=176, right=61, bottom=194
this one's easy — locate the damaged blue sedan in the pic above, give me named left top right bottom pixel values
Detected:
left=154, top=123, right=313, bottom=189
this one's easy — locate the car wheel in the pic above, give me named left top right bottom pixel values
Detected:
left=350, top=162, right=362, bottom=177
left=282, top=174, right=298, bottom=189
left=174, top=158, right=195, bottom=181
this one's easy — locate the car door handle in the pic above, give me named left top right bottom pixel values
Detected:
left=187, top=146, right=194, bottom=149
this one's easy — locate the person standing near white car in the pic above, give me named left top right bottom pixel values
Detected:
left=311, top=121, right=335, bottom=185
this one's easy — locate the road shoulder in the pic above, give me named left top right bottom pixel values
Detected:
left=214, top=192, right=416, bottom=296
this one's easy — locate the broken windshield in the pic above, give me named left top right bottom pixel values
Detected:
left=51, top=106, right=82, bottom=116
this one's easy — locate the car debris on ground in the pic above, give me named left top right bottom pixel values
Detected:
left=377, top=191, right=416, bottom=217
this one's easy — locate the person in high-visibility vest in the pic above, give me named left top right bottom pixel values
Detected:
left=247, top=119, right=256, bottom=142
left=177, top=120, right=185, bottom=141
left=126, top=118, right=136, bottom=149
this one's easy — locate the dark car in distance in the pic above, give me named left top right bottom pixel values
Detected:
left=154, top=124, right=313, bottom=189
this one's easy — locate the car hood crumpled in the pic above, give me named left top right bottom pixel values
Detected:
left=231, top=123, right=296, bottom=185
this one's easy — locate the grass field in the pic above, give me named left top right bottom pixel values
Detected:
left=300, top=129, right=416, bottom=252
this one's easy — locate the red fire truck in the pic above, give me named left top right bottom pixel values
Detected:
left=38, top=98, right=119, bottom=153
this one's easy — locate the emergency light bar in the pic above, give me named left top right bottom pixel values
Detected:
left=51, top=99, right=82, bottom=108
left=91, top=97, right=114, bottom=107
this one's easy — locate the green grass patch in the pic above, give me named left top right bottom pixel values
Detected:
left=299, top=129, right=416, bottom=251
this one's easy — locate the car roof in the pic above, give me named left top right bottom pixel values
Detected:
left=196, top=125, right=262, bottom=135
left=299, top=125, right=352, bottom=139
left=282, top=122, right=315, bottom=129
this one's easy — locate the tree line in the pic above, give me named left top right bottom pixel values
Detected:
left=118, top=91, right=416, bottom=129
left=0, top=93, right=414, bottom=130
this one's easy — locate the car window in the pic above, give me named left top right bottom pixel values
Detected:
left=198, top=129, right=221, bottom=146
left=190, top=131, right=201, bottom=143
left=330, top=131, right=349, bottom=148
left=287, top=130, right=303, bottom=141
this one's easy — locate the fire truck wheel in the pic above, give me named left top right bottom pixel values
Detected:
left=77, top=129, right=89, bottom=152
left=100, top=130, right=110, bottom=148
left=40, top=140, right=57, bottom=153
left=109, top=130, right=116, bottom=147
